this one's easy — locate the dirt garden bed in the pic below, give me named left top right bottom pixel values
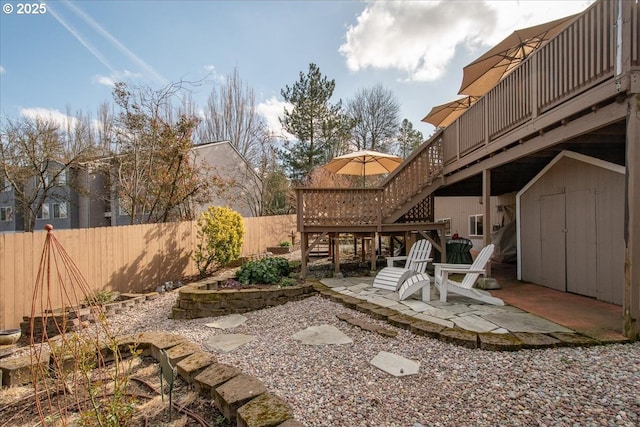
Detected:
left=0, top=355, right=232, bottom=427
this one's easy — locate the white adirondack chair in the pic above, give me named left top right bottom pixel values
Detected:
left=433, top=243, right=504, bottom=306
left=372, top=239, right=432, bottom=291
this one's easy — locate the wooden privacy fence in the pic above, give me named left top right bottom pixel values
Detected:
left=0, top=214, right=297, bottom=329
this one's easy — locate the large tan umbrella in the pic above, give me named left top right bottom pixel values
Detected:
left=458, top=15, right=576, bottom=97
left=324, top=150, right=403, bottom=185
left=422, top=96, right=479, bottom=128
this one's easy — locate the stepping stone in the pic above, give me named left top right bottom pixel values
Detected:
left=370, top=351, right=420, bottom=377
left=292, top=325, right=353, bottom=345
left=205, top=314, right=248, bottom=329
left=204, top=334, right=255, bottom=353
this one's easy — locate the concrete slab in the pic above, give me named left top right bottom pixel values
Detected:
left=453, top=314, right=501, bottom=333
left=292, top=325, right=353, bottom=345
left=204, top=334, right=255, bottom=353
left=483, top=312, right=573, bottom=333
left=370, top=351, right=420, bottom=377
left=205, top=314, right=248, bottom=329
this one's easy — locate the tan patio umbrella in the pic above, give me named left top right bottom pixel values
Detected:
left=458, top=15, right=576, bottom=97
left=422, top=96, right=479, bottom=128
left=323, top=149, right=403, bottom=185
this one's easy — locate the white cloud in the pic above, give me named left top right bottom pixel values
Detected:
left=93, top=69, right=143, bottom=87
left=203, top=64, right=216, bottom=72
left=0, top=65, right=5, bottom=75
left=20, top=108, right=79, bottom=129
left=94, top=75, right=115, bottom=87
left=339, top=0, right=593, bottom=82
left=256, top=96, right=293, bottom=139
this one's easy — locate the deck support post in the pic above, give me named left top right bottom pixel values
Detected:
left=370, top=232, right=377, bottom=272
left=333, top=233, right=341, bottom=275
left=483, top=168, right=492, bottom=276
left=624, top=93, right=640, bottom=340
left=301, top=232, right=308, bottom=279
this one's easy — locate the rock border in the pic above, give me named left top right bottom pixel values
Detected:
left=0, top=331, right=302, bottom=427
left=314, top=283, right=630, bottom=351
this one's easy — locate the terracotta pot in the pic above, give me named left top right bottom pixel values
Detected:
left=0, top=328, right=21, bottom=345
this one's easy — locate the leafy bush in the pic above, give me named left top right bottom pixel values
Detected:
left=278, top=240, right=292, bottom=247
left=237, top=257, right=291, bottom=285
left=192, top=206, right=245, bottom=278
left=279, top=277, right=298, bottom=287
left=87, top=290, right=116, bottom=305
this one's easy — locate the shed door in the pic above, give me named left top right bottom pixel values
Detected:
left=566, top=189, right=597, bottom=298
left=540, top=193, right=566, bottom=292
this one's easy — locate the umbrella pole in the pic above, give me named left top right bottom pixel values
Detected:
left=362, top=163, right=366, bottom=187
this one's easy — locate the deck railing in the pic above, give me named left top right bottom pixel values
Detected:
left=297, top=137, right=443, bottom=228
left=297, top=0, right=636, bottom=230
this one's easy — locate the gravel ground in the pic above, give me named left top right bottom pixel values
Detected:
left=104, top=291, right=640, bottom=427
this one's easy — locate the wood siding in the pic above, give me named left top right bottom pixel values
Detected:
left=434, top=193, right=516, bottom=251
left=0, top=215, right=297, bottom=329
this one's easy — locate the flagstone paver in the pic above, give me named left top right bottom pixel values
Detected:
left=366, top=296, right=398, bottom=307
left=452, top=314, right=501, bottom=333
left=399, top=300, right=432, bottom=312
left=292, top=325, right=353, bottom=345
left=205, top=334, right=255, bottom=353
left=370, top=351, right=420, bottom=377
left=205, top=314, right=248, bottom=329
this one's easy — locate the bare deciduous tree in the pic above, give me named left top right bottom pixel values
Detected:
left=0, top=114, right=97, bottom=231
left=347, top=84, right=400, bottom=152
left=199, top=67, right=270, bottom=166
left=111, top=81, right=212, bottom=224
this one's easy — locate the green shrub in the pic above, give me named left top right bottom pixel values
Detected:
left=87, top=290, right=116, bottom=305
left=278, top=240, right=292, bottom=247
left=279, top=277, right=298, bottom=287
left=237, top=257, right=291, bottom=285
left=192, top=206, right=245, bottom=278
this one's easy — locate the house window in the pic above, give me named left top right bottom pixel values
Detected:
left=37, top=204, right=50, bottom=220
left=118, top=201, right=129, bottom=216
left=436, top=218, right=452, bottom=237
left=52, top=202, right=67, bottom=219
left=1, top=178, right=11, bottom=192
left=0, top=206, right=13, bottom=222
left=469, top=214, right=483, bottom=236
left=54, top=170, right=67, bottom=185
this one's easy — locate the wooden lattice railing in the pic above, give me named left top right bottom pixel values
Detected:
left=297, top=137, right=443, bottom=228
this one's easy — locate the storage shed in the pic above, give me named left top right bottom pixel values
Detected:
left=517, top=151, right=624, bottom=305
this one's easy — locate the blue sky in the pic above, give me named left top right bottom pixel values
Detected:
left=0, top=0, right=593, bottom=140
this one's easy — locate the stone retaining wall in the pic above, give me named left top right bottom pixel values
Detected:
left=171, top=279, right=317, bottom=319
